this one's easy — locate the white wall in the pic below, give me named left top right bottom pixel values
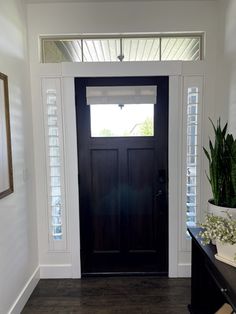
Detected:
left=0, top=0, right=39, bottom=313
left=27, top=0, right=221, bottom=277
left=217, top=0, right=236, bottom=135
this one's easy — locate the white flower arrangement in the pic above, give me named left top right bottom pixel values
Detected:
left=199, top=212, right=236, bottom=246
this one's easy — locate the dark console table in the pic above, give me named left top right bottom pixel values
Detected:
left=188, top=227, right=236, bottom=314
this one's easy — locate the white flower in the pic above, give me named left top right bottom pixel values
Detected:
left=199, top=213, right=236, bottom=246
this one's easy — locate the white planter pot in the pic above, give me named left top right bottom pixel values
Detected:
left=208, top=200, right=236, bottom=219
left=215, top=240, right=236, bottom=267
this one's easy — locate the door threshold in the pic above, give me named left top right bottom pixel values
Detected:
left=82, top=271, right=168, bottom=277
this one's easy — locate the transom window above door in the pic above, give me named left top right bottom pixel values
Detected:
left=41, top=33, right=203, bottom=63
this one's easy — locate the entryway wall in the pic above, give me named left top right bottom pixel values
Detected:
left=26, top=0, right=226, bottom=279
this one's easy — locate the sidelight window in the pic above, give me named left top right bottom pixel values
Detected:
left=182, top=76, right=203, bottom=244
left=42, top=78, right=67, bottom=250
left=186, top=87, right=199, bottom=227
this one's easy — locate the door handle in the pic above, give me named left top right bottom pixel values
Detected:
left=155, top=190, right=163, bottom=197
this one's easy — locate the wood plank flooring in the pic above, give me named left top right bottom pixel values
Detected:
left=22, top=277, right=190, bottom=314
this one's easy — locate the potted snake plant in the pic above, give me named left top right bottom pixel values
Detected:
left=203, top=119, right=236, bottom=218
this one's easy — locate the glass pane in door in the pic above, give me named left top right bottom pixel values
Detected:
left=90, top=103, right=154, bottom=137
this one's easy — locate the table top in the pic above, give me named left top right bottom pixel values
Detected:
left=188, top=227, right=236, bottom=309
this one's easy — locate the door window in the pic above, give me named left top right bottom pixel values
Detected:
left=87, top=85, right=156, bottom=137
left=90, top=103, right=154, bottom=137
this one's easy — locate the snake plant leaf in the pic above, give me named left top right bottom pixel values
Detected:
left=205, top=170, right=211, bottom=184
left=209, top=118, right=217, bottom=134
left=222, top=122, right=228, bottom=138
left=203, top=147, right=211, bottom=161
left=209, top=140, right=214, bottom=156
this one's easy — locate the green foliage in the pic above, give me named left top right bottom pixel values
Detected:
left=99, top=128, right=114, bottom=136
left=204, top=119, right=236, bottom=207
left=139, top=117, right=153, bottom=136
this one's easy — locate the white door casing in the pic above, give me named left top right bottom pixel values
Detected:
left=38, top=61, right=205, bottom=278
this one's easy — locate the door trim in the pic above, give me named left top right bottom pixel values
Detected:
left=61, top=69, right=180, bottom=277
left=37, top=61, right=205, bottom=278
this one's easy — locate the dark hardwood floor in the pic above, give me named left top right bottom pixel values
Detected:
left=22, top=277, right=190, bottom=314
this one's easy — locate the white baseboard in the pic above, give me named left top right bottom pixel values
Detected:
left=177, top=263, right=191, bottom=277
left=40, top=264, right=72, bottom=278
left=8, top=266, right=40, bottom=314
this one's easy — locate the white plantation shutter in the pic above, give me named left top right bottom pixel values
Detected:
left=42, top=78, right=67, bottom=251
left=186, top=86, right=199, bottom=227
left=182, top=76, right=203, bottom=250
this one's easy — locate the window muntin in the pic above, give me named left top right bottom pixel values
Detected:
left=41, top=34, right=203, bottom=63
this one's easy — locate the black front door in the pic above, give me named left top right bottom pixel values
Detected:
left=75, top=76, right=168, bottom=275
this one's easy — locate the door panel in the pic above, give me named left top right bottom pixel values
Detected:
left=127, top=149, right=155, bottom=252
left=91, top=149, right=120, bottom=253
left=75, top=76, right=168, bottom=275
